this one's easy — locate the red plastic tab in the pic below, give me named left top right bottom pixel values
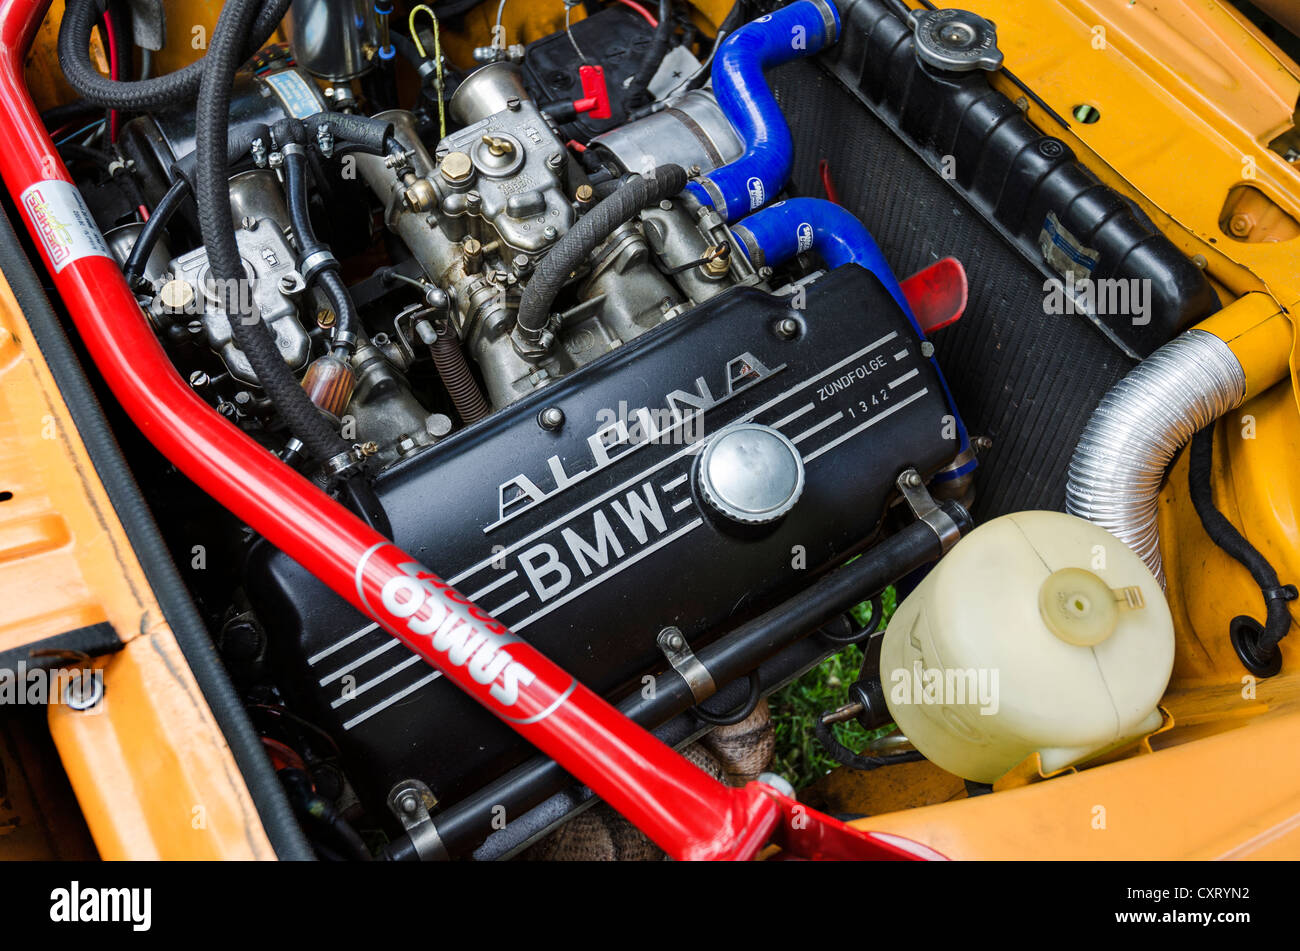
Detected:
left=901, top=257, right=968, bottom=335
left=575, top=64, right=612, bottom=120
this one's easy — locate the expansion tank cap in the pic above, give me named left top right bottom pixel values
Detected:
left=1038, top=567, right=1144, bottom=647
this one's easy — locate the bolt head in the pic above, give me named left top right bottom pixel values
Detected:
left=426, top=414, right=453, bottom=438
left=777, top=317, right=799, bottom=338
left=539, top=406, right=565, bottom=430
left=440, top=151, right=473, bottom=182
left=63, top=671, right=104, bottom=711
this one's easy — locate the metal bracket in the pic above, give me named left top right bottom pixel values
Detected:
left=897, top=468, right=962, bottom=554
left=657, top=626, right=716, bottom=704
left=387, top=779, right=448, bottom=861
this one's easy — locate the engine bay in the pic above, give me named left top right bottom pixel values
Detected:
left=12, top=0, right=1295, bottom=863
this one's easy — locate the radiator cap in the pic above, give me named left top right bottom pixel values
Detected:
left=908, top=9, right=1003, bottom=73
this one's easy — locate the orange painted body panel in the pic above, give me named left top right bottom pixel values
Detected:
left=852, top=708, right=1300, bottom=859
left=0, top=266, right=274, bottom=860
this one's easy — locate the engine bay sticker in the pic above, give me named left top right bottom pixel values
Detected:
left=21, top=180, right=110, bottom=273
left=1039, top=210, right=1099, bottom=285
left=262, top=69, right=322, bottom=118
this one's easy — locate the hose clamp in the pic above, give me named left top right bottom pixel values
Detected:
left=387, top=779, right=449, bottom=861
left=657, top=626, right=716, bottom=704
left=330, top=329, right=358, bottom=352
left=896, top=468, right=962, bottom=554
left=808, top=0, right=840, bottom=46
left=729, top=224, right=764, bottom=268
left=281, top=142, right=307, bottom=158
left=323, top=448, right=362, bottom=480
left=694, top=176, right=727, bottom=215
left=1263, top=584, right=1298, bottom=604
left=299, top=249, right=339, bottom=283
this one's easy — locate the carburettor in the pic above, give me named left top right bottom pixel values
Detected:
left=159, top=170, right=312, bottom=384
left=357, top=63, right=743, bottom=409
left=435, top=63, right=576, bottom=255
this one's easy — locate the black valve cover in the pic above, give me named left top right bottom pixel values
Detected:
left=245, top=264, right=961, bottom=809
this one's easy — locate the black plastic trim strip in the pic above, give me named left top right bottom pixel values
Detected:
left=0, top=621, right=122, bottom=674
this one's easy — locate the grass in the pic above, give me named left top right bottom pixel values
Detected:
left=767, top=587, right=899, bottom=790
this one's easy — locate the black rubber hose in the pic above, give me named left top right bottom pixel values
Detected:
left=692, top=671, right=760, bottom=726
left=0, top=205, right=311, bottom=861
left=1188, top=425, right=1295, bottom=674
left=516, top=164, right=687, bottom=337
left=123, top=177, right=190, bottom=288
left=283, top=149, right=357, bottom=354
left=291, top=113, right=396, bottom=157
left=59, top=0, right=291, bottom=111
left=195, top=0, right=348, bottom=465
left=171, top=121, right=271, bottom=191
left=390, top=31, right=424, bottom=68
left=625, top=0, right=673, bottom=107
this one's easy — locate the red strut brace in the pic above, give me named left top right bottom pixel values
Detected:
left=0, top=0, right=941, bottom=862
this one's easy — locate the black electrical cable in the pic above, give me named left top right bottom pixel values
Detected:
left=624, top=0, right=673, bottom=107
left=123, top=177, right=190, bottom=288
left=625, top=22, right=727, bottom=121
left=59, top=0, right=291, bottom=111
left=41, top=97, right=102, bottom=129
left=516, top=164, right=687, bottom=338
left=279, top=768, right=372, bottom=861
left=1188, top=425, right=1295, bottom=676
left=282, top=148, right=357, bottom=355
left=195, top=0, right=349, bottom=466
left=813, top=717, right=926, bottom=771
left=817, top=595, right=884, bottom=646
left=55, top=143, right=112, bottom=168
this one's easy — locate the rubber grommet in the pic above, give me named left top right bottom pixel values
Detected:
left=1230, top=615, right=1283, bottom=678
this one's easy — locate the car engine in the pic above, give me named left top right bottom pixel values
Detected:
left=33, top=0, right=1232, bottom=860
